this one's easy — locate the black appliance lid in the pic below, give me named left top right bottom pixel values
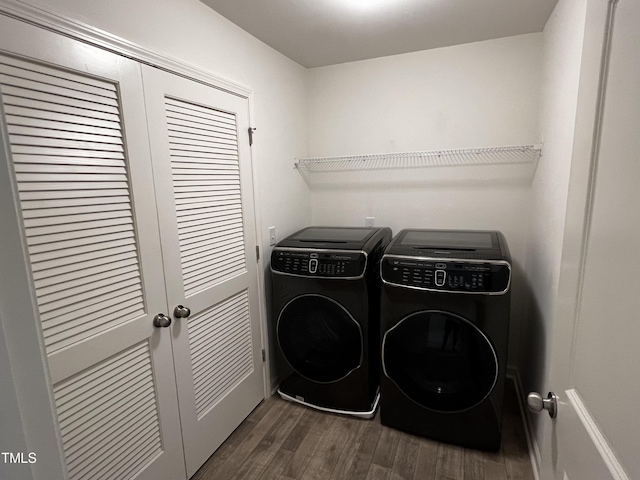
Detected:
left=396, top=230, right=496, bottom=250
left=276, top=226, right=379, bottom=250
left=387, top=229, right=507, bottom=260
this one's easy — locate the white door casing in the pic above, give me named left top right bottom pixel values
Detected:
left=537, top=0, right=637, bottom=478
left=142, top=65, right=264, bottom=477
left=0, top=15, right=185, bottom=480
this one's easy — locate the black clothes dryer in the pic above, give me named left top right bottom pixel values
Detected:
left=379, top=229, right=511, bottom=450
left=271, top=226, right=391, bottom=418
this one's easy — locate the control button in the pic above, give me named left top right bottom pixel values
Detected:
left=435, top=270, right=446, bottom=287
left=309, top=259, right=318, bottom=274
left=435, top=263, right=447, bottom=269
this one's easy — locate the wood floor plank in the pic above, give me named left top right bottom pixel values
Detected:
left=281, top=407, right=320, bottom=452
left=504, top=458, right=535, bottom=480
left=483, top=458, right=508, bottom=480
left=435, top=443, right=464, bottom=480
left=413, top=438, right=438, bottom=480
left=281, top=430, right=323, bottom=479
left=390, top=432, right=419, bottom=480
left=329, top=418, right=369, bottom=480
left=342, top=417, right=383, bottom=480
left=230, top=401, right=306, bottom=480
left=281, top=410, right=332, bottom=479
left=372, top=424, right=402, bottom=468
left=301, top=418, right=352, bottom=479
left=257, top=449, right=295, bottom=480
left=462, top=448, right=484, bottom=480
left=366, top=463, right=391, bottom=480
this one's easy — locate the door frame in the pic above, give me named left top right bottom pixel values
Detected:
left=0, top=1, right=271, bottom=478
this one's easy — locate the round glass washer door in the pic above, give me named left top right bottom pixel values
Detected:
left=382, top=310, right=497, bottom=412
left=277, top=294, right=363, bottom=384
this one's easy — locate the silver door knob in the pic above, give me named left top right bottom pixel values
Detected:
left=527, top=391, right=558, bottom=418
left=173, top=305, right=191, bottom=319
left=153, top=313, right=172, bottom=328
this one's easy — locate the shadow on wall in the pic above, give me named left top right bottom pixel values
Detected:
left=263, top=261, right=293, bottom=392
left=518, top=272, right=549, bottom=440
left=508, top=260, right=530, bottom=370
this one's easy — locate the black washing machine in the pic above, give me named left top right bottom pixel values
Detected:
left=379, top=229, right=511, bottom=450
left=271, top=226, right=391, bottom=418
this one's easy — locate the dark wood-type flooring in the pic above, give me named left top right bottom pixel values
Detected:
left=192, top=379, right=534, bottom=480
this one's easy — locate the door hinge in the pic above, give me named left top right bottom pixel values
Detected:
left=261, top=349, right=266, bottom=362
left=256, top=245, right=260, bottom=261
left=248, top=127, right=256, bottom=146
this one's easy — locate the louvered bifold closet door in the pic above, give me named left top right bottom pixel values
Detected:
left=142, top=65, right=264, bottom=477
left=0, top=17, right=184, bottom=480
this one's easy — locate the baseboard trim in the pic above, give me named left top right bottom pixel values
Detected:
left=507, top=366, right=541, bottom=480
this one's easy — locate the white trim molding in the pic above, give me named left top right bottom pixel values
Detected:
left=0, top=0, right=253, bottom=98
left=566, top=389, right=629, bottom=480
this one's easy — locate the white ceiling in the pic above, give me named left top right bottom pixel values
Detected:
left=199, top=0, right=558, bottom=68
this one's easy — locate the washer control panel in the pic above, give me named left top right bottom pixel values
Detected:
left=271, top=249, right=367, bottom=278
left=381, top=256, right=510, bottom=294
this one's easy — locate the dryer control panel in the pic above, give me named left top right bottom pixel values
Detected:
left=381, top=256, right=510, bottom=294
left=271, top=249, right=367, bottom=279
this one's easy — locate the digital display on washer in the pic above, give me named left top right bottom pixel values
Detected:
left=290, top=227, right=374, bottom=243
left=398, top=230, right=495, bottom=250
left=381, top=256, right=510, bottom=294
left=271, top=249, right=367, bottom=278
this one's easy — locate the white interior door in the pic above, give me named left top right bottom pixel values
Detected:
left=0, top=16, right=185, bottom=480
left=141, top=65, right=265, bottom=477
left=536, top=0, right=637, bottom=478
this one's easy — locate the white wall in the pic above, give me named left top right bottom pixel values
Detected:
left=520, top=0, right=587, bottom=449
left=305, top=34, right=543, bottom=366
left=307, top=33, right=541, bottom=157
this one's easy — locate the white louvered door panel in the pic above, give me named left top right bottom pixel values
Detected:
left=165, top=96, right=247, bottom=296
left=142, top=65, right=264, bottom=477
left=0, top=17, right=184, bottom=480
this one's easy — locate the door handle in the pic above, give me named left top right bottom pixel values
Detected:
left=527, top=391, right=558, bottom=418
left=174, top=305, right=191, bottom=319
left=153, top=313, right=172, bottom=328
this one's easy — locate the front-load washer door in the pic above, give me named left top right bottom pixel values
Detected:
left=277, top=294, right=363, bottom=383
left=382, top=310, right=497, bottom=412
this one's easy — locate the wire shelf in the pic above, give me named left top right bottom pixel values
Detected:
left=295, top=145, right=542, bottom=172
